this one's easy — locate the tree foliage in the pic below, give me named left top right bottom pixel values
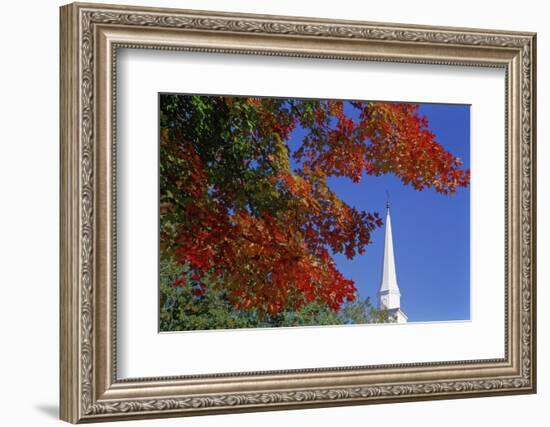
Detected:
left=159, top=95, right=469, bottom=325
left=160, top=257, right=390, bottom=331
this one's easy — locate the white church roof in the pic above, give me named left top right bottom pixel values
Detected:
left=379, top=204, right=400, bottom=294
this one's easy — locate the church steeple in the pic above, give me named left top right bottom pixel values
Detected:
left=377, top=201, right=408, bottom=323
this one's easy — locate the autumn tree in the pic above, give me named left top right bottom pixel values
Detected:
left=159, top=94, right=469, bottom=325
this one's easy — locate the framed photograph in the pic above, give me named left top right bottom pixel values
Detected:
left=60, top=2, right=536, bottom=423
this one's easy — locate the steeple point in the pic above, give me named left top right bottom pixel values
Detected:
left=377, top=201, right=408, bottom=323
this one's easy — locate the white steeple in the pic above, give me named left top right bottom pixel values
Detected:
left=377, top=201, right=408, bottom=323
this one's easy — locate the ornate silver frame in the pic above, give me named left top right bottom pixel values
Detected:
left=60, top=2, right=537, bottom=423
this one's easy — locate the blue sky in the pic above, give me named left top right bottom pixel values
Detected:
left=289, top=102, right=471, bottom=322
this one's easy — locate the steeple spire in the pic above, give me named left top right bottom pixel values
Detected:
left=377, top=201, right=408, bottom=323
left=379, top=204, right=399, bottom=295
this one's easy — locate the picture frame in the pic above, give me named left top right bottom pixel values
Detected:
left=59, top=2, right=536, bottom=423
